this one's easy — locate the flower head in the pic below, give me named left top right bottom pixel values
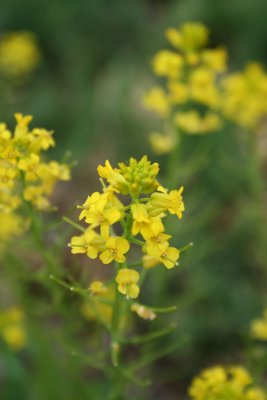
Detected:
left=116, top=268, right=140, bottom=299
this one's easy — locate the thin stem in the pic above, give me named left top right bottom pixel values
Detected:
left=63, top=216, right=85, bottom=232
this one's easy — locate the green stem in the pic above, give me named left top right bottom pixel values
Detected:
left=111, top=263, right=123, bottom=367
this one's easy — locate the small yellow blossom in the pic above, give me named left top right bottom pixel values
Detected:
left=152, top=50, right=183, bottom=79
left=131, top=203, right=164, bottom=239
left=100, top=237, right=130, bottom=264
left=146, top=242, right=179, bottom=269
left=143, top=87, right=170, bottom=117
left=89, top=281, right=107, bottom=295
left=0, top=31, right=41, bottom=79
left=188, top=365, right=266, bottom=400
left=149, top=132, right=176, bottom=155
left=166, top=22, right=209, bottom=52
left=116, top=268, right=140, bottom=298
left=175, top=110, right=221, bottom=134
left=149, top=186, right=184, bottom=219
left=0, top=307, right=26, bottom=351
left=251, top=308, right=267, bottom=341
left=69, top=230, right=104, bottom=259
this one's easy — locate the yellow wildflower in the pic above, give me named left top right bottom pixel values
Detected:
left=188, top=365, right=266, bottom=400
left=143, top=87, right=170, bottom=117
left=175, top=110, right=221, bottom=134
left=69, top=230, right=104, bottom=259
left=152, top=50, right=183, bottom=79
left=149, top=132, right=176, bottom=155
left=0, top=31, right=41, bottom=79
left=89, top=281, right=107, bottom=295
left=251, top=308, right=267, bottom=341
left=166, top=22, right=209, bottom=52
left=146, top=242, right=179, bottom=269
left=78, top=192, right=122, bottom=238
left=149, top=186, right=184, bottom=219
left=100, top=237, right=130, bottom=264
left=18, top=153, right=40, bottom=181
left=116, top=268, right=140, bottom=299
left=131, top=203, right=164, bottom=239
left=0, top=307, right=26, bottom=351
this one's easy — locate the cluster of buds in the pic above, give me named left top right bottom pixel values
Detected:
left=0, top=114, right=70, bottom=215
left=69, top=156, right=185, bottom=299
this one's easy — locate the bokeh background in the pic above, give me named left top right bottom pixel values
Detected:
left=1, top=0, right=267, bottom=399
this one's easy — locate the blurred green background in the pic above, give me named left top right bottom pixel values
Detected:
left=1, top=0, right=267, bottom=399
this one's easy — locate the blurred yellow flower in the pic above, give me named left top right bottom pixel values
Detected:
left=0, top=307, right=26, bottom=351
left=0, top=31, right=41, bottom=80
left=251, top=308, right=267, bottom=341
left=188, top=365, right=266, bottom=400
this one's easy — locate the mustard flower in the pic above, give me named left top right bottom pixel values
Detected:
left=149, top=186, right=184, bottom=219
left=188, top=365, right=266, bottom=400
left=0, top=307, right=26, bottom=351
left=100, top=237, right=130, bottom=264
left=116, top=268, right=140, bottom=299
left=0, top=31, right=41, bottom=79
left=69, top=157, right=186, bottom=298
left=0, top=114, right=71, bottom=214
left=89, top=281, right=107, bottom=296
left=69, top=230, right=104, bottom=259
left=251, top=308, right=267, bottom=341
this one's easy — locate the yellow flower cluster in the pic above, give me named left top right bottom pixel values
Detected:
left=251, top=308, right=267, bottom=341
left=0, top=307, right=26, bottom=351
left=144, top=22, right=267, bottom=154
left=189, top=365, right=266, bottom=400
left=0, top=114, right=70, bottom=215
left=0, top=31, right=41, bottom=80
left=69, top=156, right=185, bottom=299
left=143, top=22, right=226, bottom=151
left=221, top=63, right=267, bottom=129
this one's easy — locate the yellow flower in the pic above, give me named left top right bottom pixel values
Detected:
left=175, top=110, right=221, bottom=134
left=131, top=203, right=164, bottom=239
left=100, top=237, right=130, bottom=264
left=89, top=281, right=107, bottom=295
left=146, top=242, right=179, bottom=269
left=143, top=87, right=170, bottom=117
left=97, top=160, right=127, bottom=193
left=168, top=81, right=188, bottom=104
left=188, top=365, right=266, bottom=400
left=221, top=62, right=267, bottom=129
left=152, top=50, right=183, bottom=79
left=23, top=186, right=49, bottom=210
left=145, top=231, right=172, bottom=254
left=149, top=132, right=176, bottom=155
left=0, top=31, right=41, bottom=79
left=0, top=307, right=26, bottom=351
left=18, top=153, right=40, bottom=180
left=202, top=48, right=228, bottom=72
left=79, top=192, right=122, bottom=238
left=116, top=268, right=140, bottom=298
left=165, top=22, right=209, bottom=52
left=149, top=186, right=185, bottom=219
left=69, top=230, right=104, bottom=259
left=251, top=308, right=267, bottom=341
